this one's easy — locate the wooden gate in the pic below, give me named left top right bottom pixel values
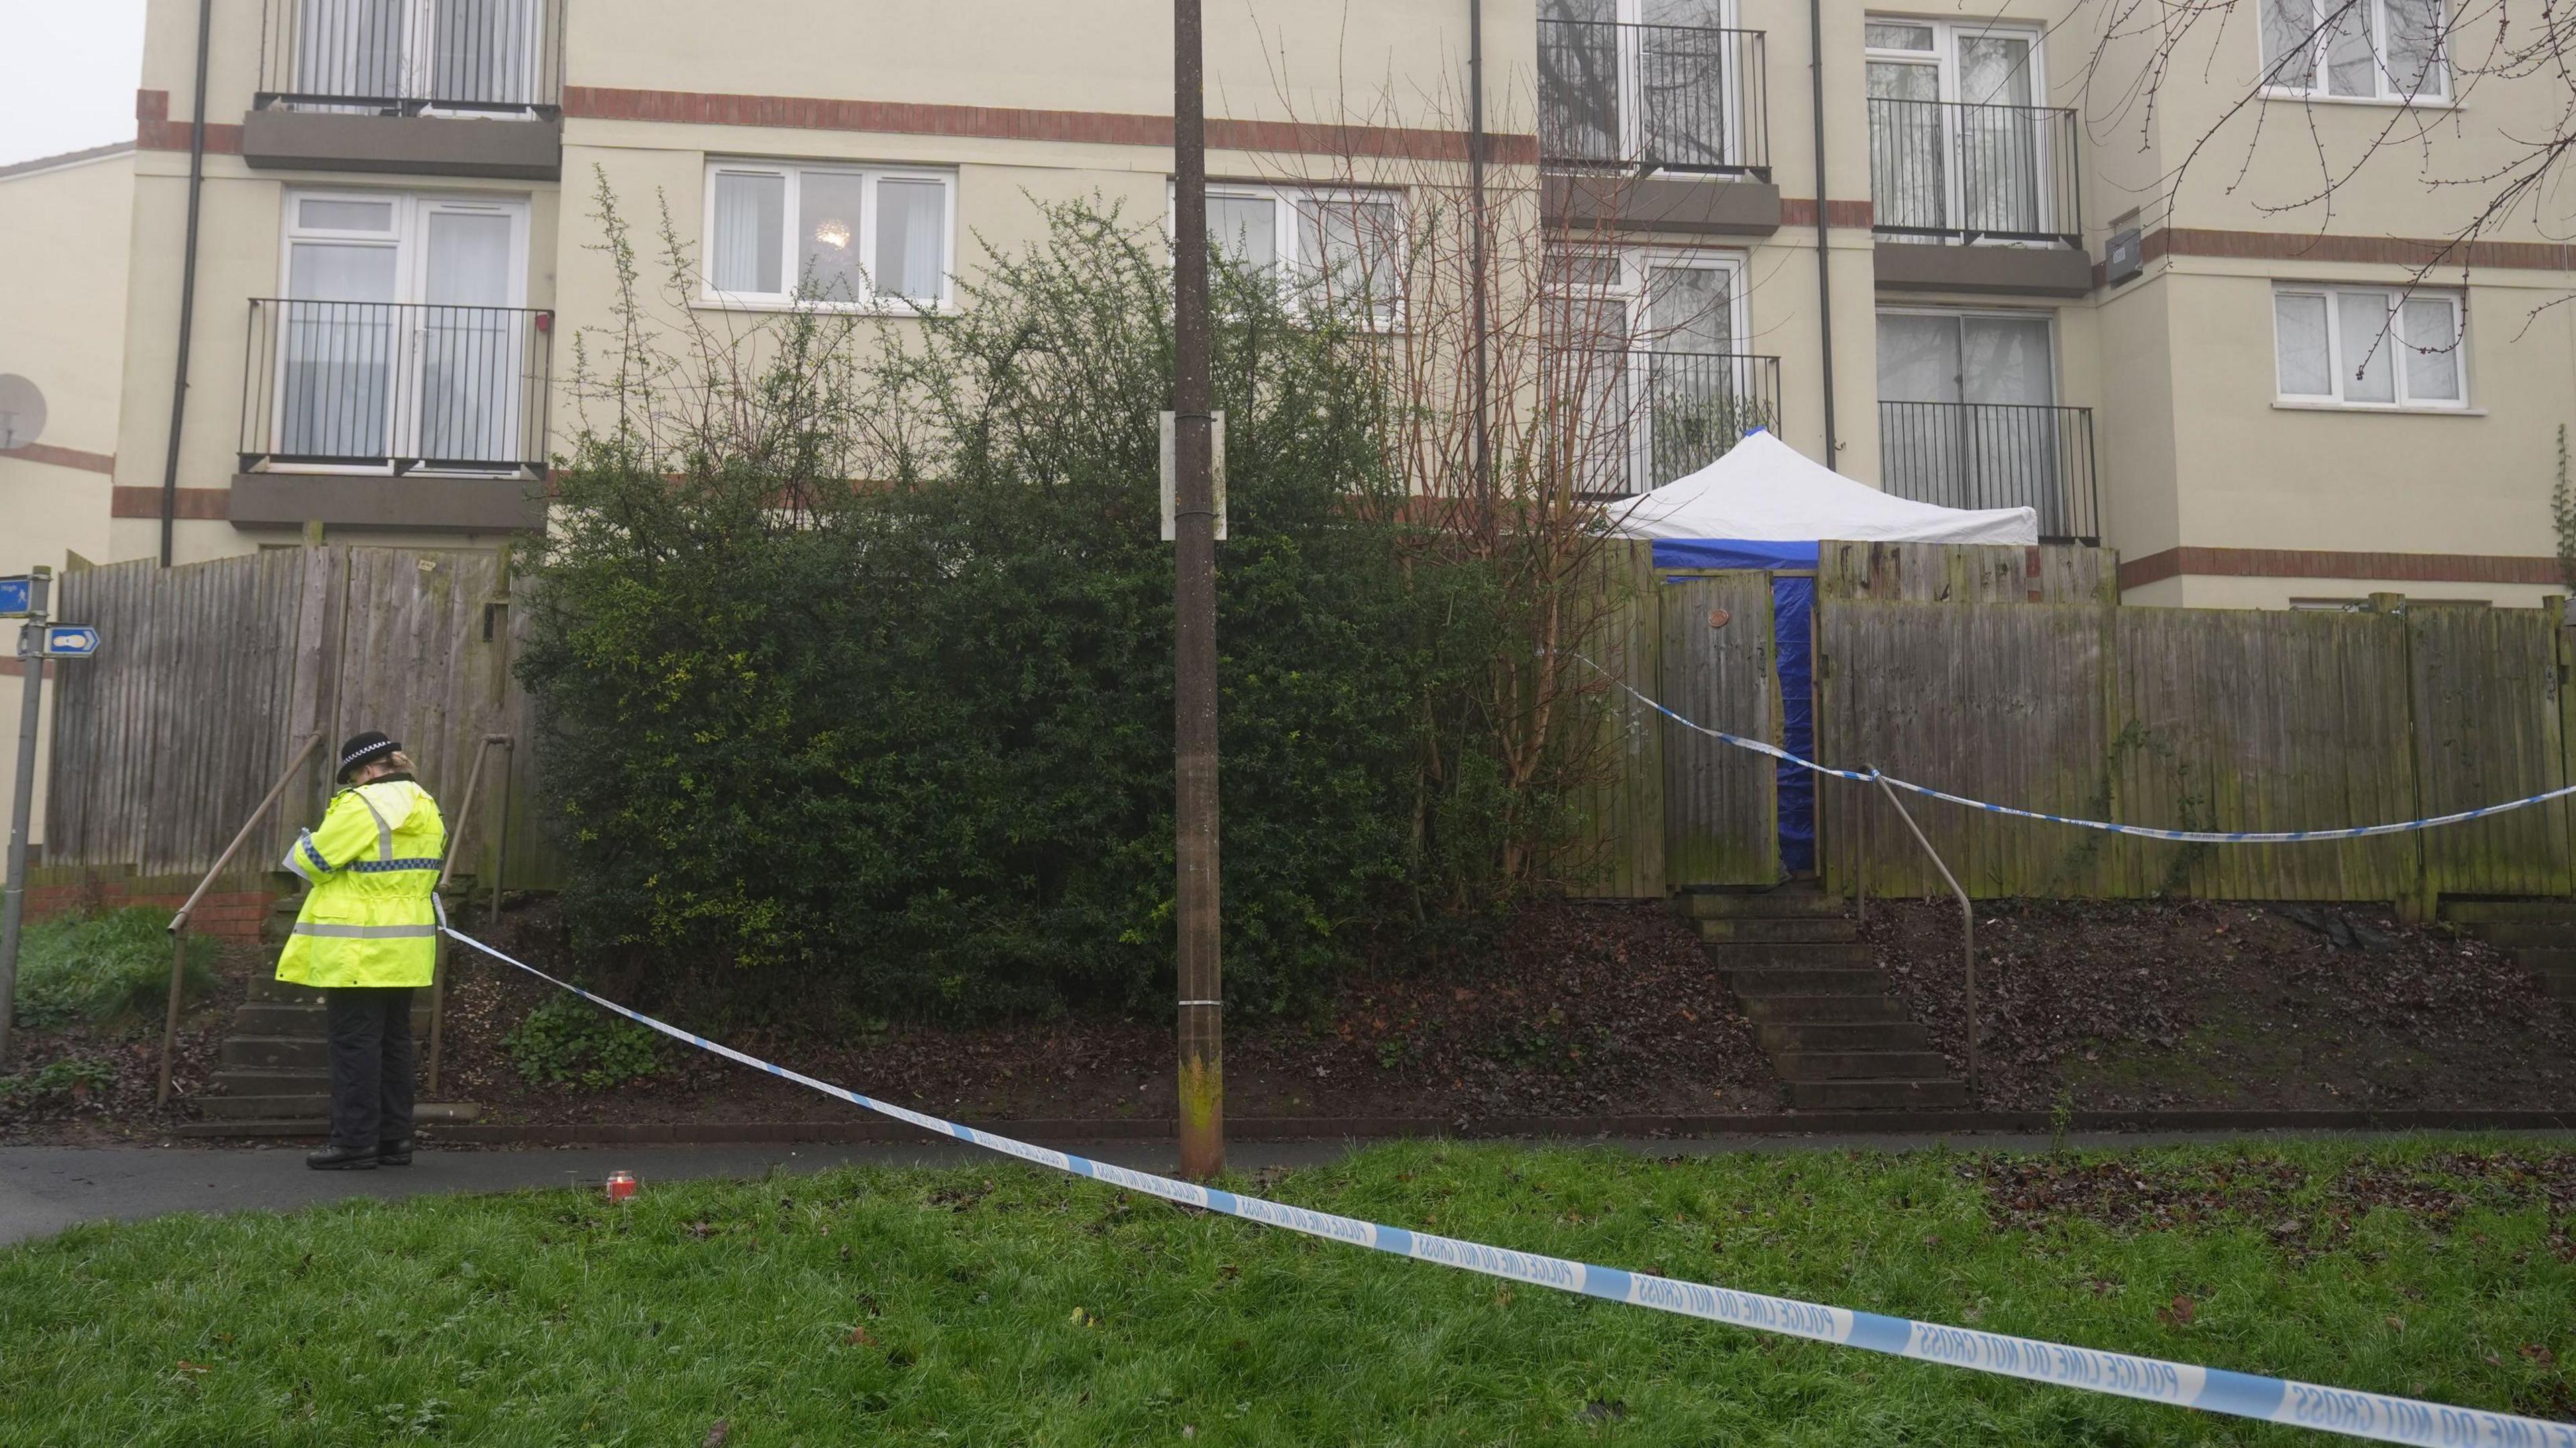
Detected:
left=1660, top=573, right=1780, bottom=887
left=44, top=547, right=534, bottom=887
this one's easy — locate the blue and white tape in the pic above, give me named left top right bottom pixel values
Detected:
left=1574, top=653, right=2576, bottom=844
left=441, top=924, right=2572, bottom=1447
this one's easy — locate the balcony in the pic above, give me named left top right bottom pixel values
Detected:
left=1550, top=349, right=1783, bottom=498
left=1878, top=401, right=2098, bottom=543
left=1541, top=21, right=1771, bottom=179
left=243, top=0, right=564, bottom=180
left=235, top=300, right=553, bottom=531
left=1867, top=98, right=2090, bottom=296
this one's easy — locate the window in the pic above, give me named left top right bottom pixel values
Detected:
left=704, top=161, right=955, bottom=309
left=1193, top=184, right=1407, bottom=327
left=1876, top=309, right=2088, bottom=535
left=1544, top=246, right=1760, bottom=492
left=1865, top=17, right=2068, bottom=244
left=2260, top=0, right=2447, bottom=101
left=2272, top=284, right=2465, bottom=407
left=1539, top=0, right=1756, bottom=173
left=266, top=188, right=535, bottom=471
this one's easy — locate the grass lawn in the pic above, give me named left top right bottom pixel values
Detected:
left=2, top=1139, right=2571, bottom=1445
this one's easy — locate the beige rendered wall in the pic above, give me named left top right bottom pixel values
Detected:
left=0, top=147, right=133, bottom=856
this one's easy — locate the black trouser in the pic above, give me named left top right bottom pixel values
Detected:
left=323, top=986, right=416, bottom=1150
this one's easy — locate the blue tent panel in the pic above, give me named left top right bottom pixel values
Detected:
left=1650, top=539, right=1819, bottom=572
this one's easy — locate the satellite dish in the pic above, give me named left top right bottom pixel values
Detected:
left=0, top=376, right=44, bottom=451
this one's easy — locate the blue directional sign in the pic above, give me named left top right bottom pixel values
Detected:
left=0, top=576, right=32, bottom=618
left=38, top=626, right=99, bottom=659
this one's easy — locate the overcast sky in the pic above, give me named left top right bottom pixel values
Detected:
left=0, top=1, right=148, bottom=169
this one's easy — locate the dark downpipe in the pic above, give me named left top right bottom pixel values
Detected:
left=159, top=0, right=217, bottom=567
left=1808, top=0, right=1839, bottom=467
left=1469, top=0, right=1491, bottom=515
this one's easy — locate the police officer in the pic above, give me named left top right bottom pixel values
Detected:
left=279, top=732, right=447, bottom=1170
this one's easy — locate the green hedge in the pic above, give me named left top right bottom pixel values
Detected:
left=518, top=201, right=1525, bottom=1022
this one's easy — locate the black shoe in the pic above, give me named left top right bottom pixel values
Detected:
left=306, top=1144, right=380, bottom=1171
left=378, top=1139, right=414, bottom=1166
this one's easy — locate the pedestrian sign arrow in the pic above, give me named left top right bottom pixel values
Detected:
left=38, top=626, right=99, bottom=659
left=0, top=576, right=34, bottom=619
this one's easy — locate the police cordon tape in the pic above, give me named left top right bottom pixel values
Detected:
left=439, top=919, right=2573, bottom=1446
left=1571, top=652, right=2576, bottom=844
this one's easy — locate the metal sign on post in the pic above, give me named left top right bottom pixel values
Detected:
left=0, top=567, right=83, bottom=1066
left=1160, top=410, right=1228, bottom=542
left=38, top=627, right=99, bottom=659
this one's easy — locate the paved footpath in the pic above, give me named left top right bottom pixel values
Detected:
left=5, top=1129, right=2566, bottom=1249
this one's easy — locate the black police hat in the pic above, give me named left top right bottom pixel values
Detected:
left=336, top=731, right=400, bottom=783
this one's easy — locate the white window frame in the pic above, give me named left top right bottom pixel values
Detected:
left=700, top=160, right=958, bottom=313
left=1862, top=16, right=2049, bottom=105
left=2259, top=0, right=2451, bottom=105
left=273, top=186, right=533, bottom=476
left=2271, top=283, right=2467, bottom=410
left=1544, top=0, right=1751, bottom=174
left=1179, top=181, right=1411, bottom=330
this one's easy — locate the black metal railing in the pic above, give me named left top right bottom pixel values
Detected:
left=256, top=0, right=565, bottom=113
left=241, top=300, right=553, bottom=474
left=1867, top=98, right=2080, bottom=247
left=1549, top=349, right=1783, bottom=497
left=1540, top=21, right=1770, bottom=178
left=1878, top=401, right=2098, bottom=542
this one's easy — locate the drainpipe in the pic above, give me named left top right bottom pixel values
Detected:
left=158, top=0, right=217, bottom=568
left=1469, top=0, right=1491, bottom=518
left=1807, top=0, right=1839, bottom=467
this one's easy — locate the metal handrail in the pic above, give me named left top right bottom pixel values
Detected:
left=256, top=0, right=566, bottom=113
left=237, top=298, right=556, bottom=478
left=1539, top=19, right=1770, bottom=178
left=159, top=732, right=325, bottom=1107
left=1866, top=96, right=2082, bottom=247
left=1878, top=400, right=2100, bottom=544
left=1873, top=771, right=1978, bottom=1102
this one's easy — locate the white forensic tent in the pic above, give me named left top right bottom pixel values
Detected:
left=1602, top=429, right=2039, bottom=549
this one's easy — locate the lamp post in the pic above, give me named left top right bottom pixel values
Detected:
left=1172, top=0, right=1225, bottom=1182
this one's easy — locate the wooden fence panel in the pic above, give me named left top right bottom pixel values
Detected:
left=1659, top=572, right=1778, bottom=887
left=1819, top=600, right=2110, bottom=899
left=1817, top=542, right=2115, bottom=606
left=1560, top=540, right=1665, bottom=899
left=2109, top=608, right=2415, bottom=901
left=2409, top=604, right=2574, bottom=897
left=46, top=552, right=307, bottom=876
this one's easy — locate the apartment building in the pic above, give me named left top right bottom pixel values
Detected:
left=1, top=140, right=135, bottom=856
left=89, top=0, right=2566, bottom=607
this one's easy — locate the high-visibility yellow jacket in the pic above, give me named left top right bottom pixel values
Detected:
left=276, top=775, right=447, bottom=989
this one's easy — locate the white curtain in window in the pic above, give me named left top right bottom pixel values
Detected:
left=1208, top=195, right=1279, bottom=272
left=2323, top=0, right=2377, bottom=96
left=2259, top=0, right=2317, bottom=85
left=1867, top=61, right=1945, bottom=235
left=875, top=180, right=947, bottom=303
left=1645, top=265, right=1731, bottom=353
left=283, top=241, right=401, bottom=459
left=796, top=171, right=868, bottom=302
left=1297, top=197, right=1401, bottom=321
left=431, top=0, right=541, bottom=105
left=712, top=172, right=784, bottom=294
left=421, top=209, right=517, bottom=463
left=2400, top=297, right=2462, bottom=400
left=2382, top=0, right=2446, bottom=95
left=1875, top=314, right=1962, bottom=404
left=300, top=0, right=410, bottom=101
left=1962, top=317, right=2053, bottom=404
left=2337, top=290, right=2396, bottom=401
left=2274, top=292, right=2332, bottom=394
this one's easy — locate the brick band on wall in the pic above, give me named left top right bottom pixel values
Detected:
left=2120, top=546, right=2565, bottom=591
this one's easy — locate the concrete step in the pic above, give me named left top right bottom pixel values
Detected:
left=209, top=1068, right=329, bottom=1096
left=1697, top=917, right=1859, bottom=945
left=2441, top=900, right=2576, bottom=926
left=1776, top=1050, right=1955, bottom=1082
left=220, top=1035, right=328, bottom=1070
left=2464, top=921, right=2575, bottom=950
left=1703, top=942, right=1876, bottom=969
left=1676, top=889, right=1843, bottom=921
left=233, top=1001, right=326, bottom=1034
left=201, top=1094, right=332, bottom=1119
left=246, top=975, right=324, bottom=1004
left=1784, top=1078, right=1971, bottom=1111
left=1756, top=1020, right=1933, bottom=1054
left=1738, top=995, right=1913, bottom=1024
left=1720, top=966, right=1894, bottom=997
